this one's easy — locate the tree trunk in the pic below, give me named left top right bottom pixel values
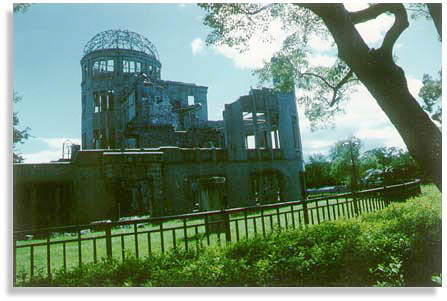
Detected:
left=427, top=3, right=442, bottom=40
left=304, top=4, right=442, bottom=191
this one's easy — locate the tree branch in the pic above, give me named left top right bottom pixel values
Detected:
left=301, top=69, right=357, bottom=107
left=380, top=4, right=409, bottom=56
left=242, top=4, right=274, bottom=16
left=349, top=4, right=395, bottom=24
left=427, top=3, right=442, bottom=40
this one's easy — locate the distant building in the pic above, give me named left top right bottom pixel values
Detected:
left=13, top=30, right=306, bottom=230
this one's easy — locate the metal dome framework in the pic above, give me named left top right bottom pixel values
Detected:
left=83, top=29, right=160, bottom=60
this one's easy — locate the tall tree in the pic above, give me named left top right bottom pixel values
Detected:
left=199, top=3, right=442, bottom=191
left=305, top=153, right=336, bottom=188
left=329, top=136, right=362, bottom=190
left=13, top=4, right=32, bottom=163
left=13, top=92, right=30, bottom=163
left=418, top=71, right=442, bottom=125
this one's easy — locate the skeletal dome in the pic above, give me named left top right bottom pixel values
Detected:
left=82, top=29, right=160, bottom=61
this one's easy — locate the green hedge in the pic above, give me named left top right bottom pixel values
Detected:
left=19, top=186, right=441, bottom=287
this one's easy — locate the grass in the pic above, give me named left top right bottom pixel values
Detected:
left=14, top=187, right=408, bottom=281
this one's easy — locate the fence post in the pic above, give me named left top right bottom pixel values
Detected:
left=13, top=234, right=17, bottom=285
left=303, top=200, right=309, bottom=225
left=104, top=221, right=112, bottom=259
left=352, top=192, right=359, bottom=216
left=223, top=209, right=231, bottom=243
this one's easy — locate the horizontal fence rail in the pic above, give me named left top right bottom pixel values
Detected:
left=13, top=180, right=421, bottom=283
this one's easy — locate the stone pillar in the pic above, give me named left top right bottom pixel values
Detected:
left=278, top=94, right=296, bottom=160
left=223, top=101, right=247, bottom=161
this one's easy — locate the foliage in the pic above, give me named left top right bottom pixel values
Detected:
left=18, top=185, right=441, bottom=287
left=13, top=3, right=31, bottom=13
left=305, top=153, right=336, bottom=188
left=418, top=71, right=442, bottom=124
left=200, top=3, right=359, bottom=130
left=13, top=92, right=31, bottom=163
left=328, top=136, right=361, bottom=186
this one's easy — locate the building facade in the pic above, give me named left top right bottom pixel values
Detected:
left=13, top=30, right=305, bottom=231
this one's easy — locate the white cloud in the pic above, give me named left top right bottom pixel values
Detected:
left=298, top=79, right=418, bottom=160
left=308, top=54, right=337, bottom=67
left=213, top=20, right=287, bottom=69
left=343, top=3, right=395, bottom=48
left=22, top=150, right=64, bottom=164
left=191, top=38, right=205, bottom=55
left=22, top=137, right=81, bottom=163
left=308, top=34, right=334, bottom=52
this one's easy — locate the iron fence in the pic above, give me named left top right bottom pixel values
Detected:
left=13, top=180, right=421, bottom=283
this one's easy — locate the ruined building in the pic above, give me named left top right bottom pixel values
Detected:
left=13, top=30, right=305, bottom=230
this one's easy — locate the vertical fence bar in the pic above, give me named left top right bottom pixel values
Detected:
left=315, top=202, right=321, bottom=224
left=183, top=218, right=188, bottom=251
left=224, top=211, right=231, bottom=243
left=235, top=219, right=240, bottom=242
left=93, top=238, right=97, bottom=264
left=105, top=223, right=112, bottom=259
left=320, top=200, right=325, bottom=221
left=253, top=216, right=257, bottom=235
left=134, top=224, right=139, bottom=259
left=336, top=197, right=341, bottom=219
left=261, top=210, right=266, bottom=236
left=30, top=245, right=34, bottom=279
left=290, top=205, right=296, bottom=229
left=205, top=216, right=211, bottom=246
left=160, top=222, right=165, bottom=254
left=121, top=235, right=125, bottom=259
left=276, top=208, right=281, bottom=230
left=310, top=206, right=315, bottom=225
left=303, top=201, right=309, bottom=226
left=269, top=215, right=273, bottom=231
left=147, top=232, right=152, bottom=255
left=172, top=229, right=176, bottom=250
left=46, top=234, right=51, bottom=278
left=78, top=230, right=82, bottom=267
left=244, top=211, right=249, bottom=238
left=63, top=242, right=67, bottom=271
left=345, top=197, right=351, bottom=218
left=195, top=225, right=199, bottom=249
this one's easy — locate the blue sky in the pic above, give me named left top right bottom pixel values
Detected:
left=12, top=2, right=442, bottom=163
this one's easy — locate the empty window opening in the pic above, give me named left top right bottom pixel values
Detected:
left=188, top=96, right=195, bottom=106
left=94, top=92, right=100, bottom=113
left=123, top=60, right=130, bottom=73
left=136, top=62, right=141, bottom=73
left=246, top=135, right=255, bottom=149
left=271, top=130, right=280, bottom=149
left=92, top=61, right=100, bottom=74
left=129, top=61, right=136, bottom=73
left=107, top=60, right=114, bottom=72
